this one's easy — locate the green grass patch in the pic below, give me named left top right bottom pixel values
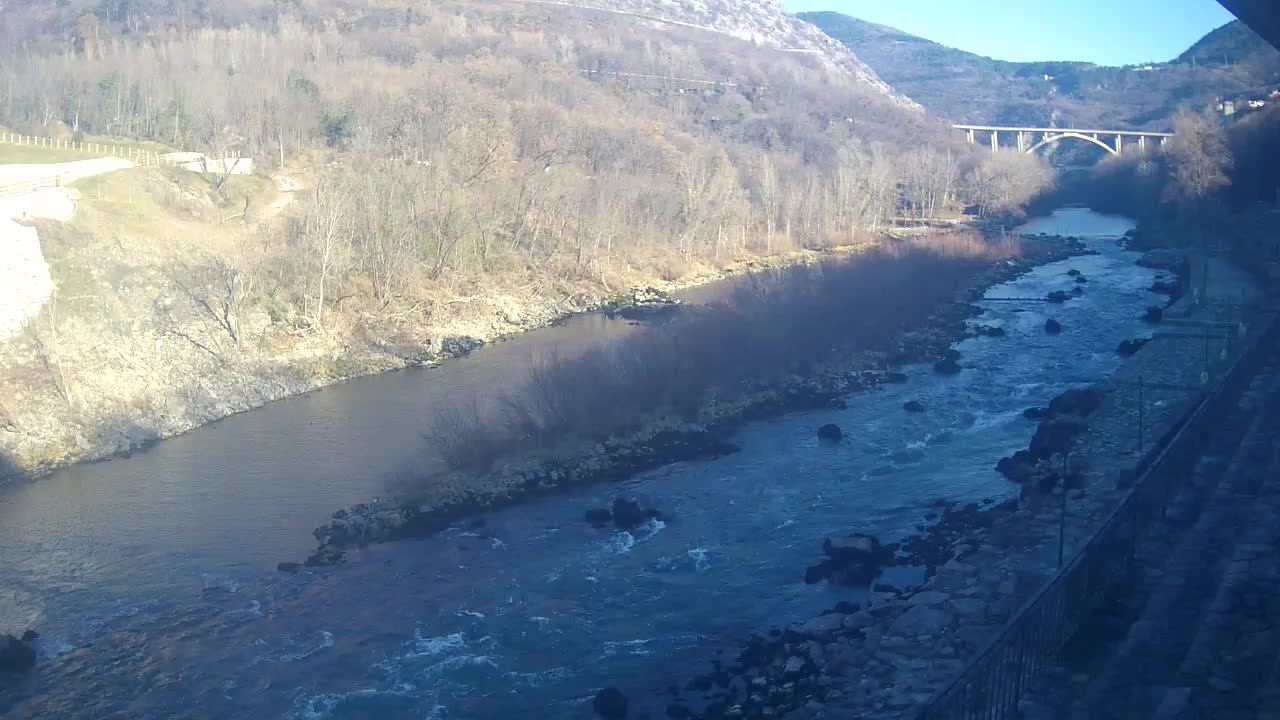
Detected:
left=0, top=144, right=91, bottom=164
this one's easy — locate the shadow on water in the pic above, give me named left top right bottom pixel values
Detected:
left=0, top=449, right=17, bottom=483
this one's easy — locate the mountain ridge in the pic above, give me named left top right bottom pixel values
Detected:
left=800, top=12, right=1280, bottom=129
left=511, top=0, right=919, bottom=107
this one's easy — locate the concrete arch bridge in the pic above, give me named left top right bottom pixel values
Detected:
left=954, top=125, right=1175, bottom=157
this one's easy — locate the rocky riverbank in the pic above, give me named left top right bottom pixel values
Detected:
left=301, top=234, right=1089, bottom=568
left=650, top=249, right=1272, bottom=720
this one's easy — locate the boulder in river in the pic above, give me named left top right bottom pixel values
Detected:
left=1023, top=407, right=1051, bottom=421
left=1070, top=286, right=1085, bottom=296
left=606, top=288, right=683, bottom=322
left=1046, top=290, right=1071, bottom=304
left=0, top=634, right=36, bottom=673
left=1117, top=338, right=1150, bottom=357
left=884, top=372, right=910, bottom=384
left=903, top=400, right=927, bottom=413
left=1044, top=318, right=1063, bottom=335
left=1075, top=275, right=1089, bottom=284
left=1067, top=269, right=1082, bottom=277
left=806, top=533, right=895, bottom=587
left=610, top=498, right=647, bottom=530
left=593, top=687, right=628, bottom=719
left=816, top=424, right=843, bottom=442
left=1047, top=387, right=1105, bottom=417
left=584, top=507, right=613, bottom=528
left=996, top=451, right=1037, bottom=484
left=973, top=324, right=1006, bottom=337
left=933, top=358, right=962, bottom=375
left=276, top=562, right=301, bottom=573
left=1029, top=417, right=1088, bottom=461
left=20, top=630, right=38, bottom=643
left=1144, top=305, right=1164, bottom=323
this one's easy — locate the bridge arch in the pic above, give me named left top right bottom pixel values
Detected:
left=1025, top=132, right=1119, bottom=157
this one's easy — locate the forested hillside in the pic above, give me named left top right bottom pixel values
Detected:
left=0, top=0, right=1052, bottom=477
left=802, top=13, right=1280, bottom=130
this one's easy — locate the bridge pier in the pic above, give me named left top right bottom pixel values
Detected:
left=1139, top=135, right=1147, bottom=152
left=967, top=129, right=975, bottom=145
left=1017, top=131, right=1026, bottom=153
left=991, top=130, right=998, bottom=152
left=1116, top=134, right=1123, bottom=156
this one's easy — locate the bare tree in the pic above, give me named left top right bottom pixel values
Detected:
left=295, top=174, right=351, bottom=332
left=966, top=151, right=1055, bottom=216
left=1164, top=107, right=1234, bottom=301
left=1165, top=107, right=1233, bottom=206
left=166, top=255, right=250, bottom=347
left=753, top=151, right=781, bottom=253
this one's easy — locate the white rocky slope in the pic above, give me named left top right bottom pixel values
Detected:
left=519, top=0, right=920, bottom=108
left=0, top=158, right=134, bottom=340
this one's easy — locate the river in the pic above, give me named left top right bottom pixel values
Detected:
left=0, top=209, right=1154, bottom=719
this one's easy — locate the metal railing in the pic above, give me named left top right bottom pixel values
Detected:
left=918, top=308, right=1279, bottom=720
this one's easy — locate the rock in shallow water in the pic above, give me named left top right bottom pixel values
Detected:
left=584, top=507, right=613, bottom=527
left=0, top=634, right=36, bottom=673
left=593, top=687, right=628, bottom=719
left=816, top=424, right=843, bottom=441
left=1048, top=387, right=1105, bottom=417
left=1116, top=338, right=1149, bottom=357
left=611, top=498, right=646, bottom=530
left=903, top=400, right=926, bottom=413
left=1029, top=417, right=1088, bottom=461
left=933, top=358, right=962, bottom=375
left=1023, top=407, right=1050, bottom=421
left=1045, top=318, right=1063, bottom=335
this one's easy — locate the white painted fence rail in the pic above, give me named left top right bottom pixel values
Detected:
left=0, top=131, right=170, bottom=167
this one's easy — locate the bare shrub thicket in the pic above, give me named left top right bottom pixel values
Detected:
left=0, top=3, right=1052, bottom=333
left=431, top=233, right=1017, bottom=473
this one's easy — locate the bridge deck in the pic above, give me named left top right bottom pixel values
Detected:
left=953, top=124, right=1174, bottom=137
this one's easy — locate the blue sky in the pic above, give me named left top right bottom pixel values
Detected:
left=783, top=0, right=1239, bottom=66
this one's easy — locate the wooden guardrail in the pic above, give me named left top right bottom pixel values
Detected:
left=917, top=306, right=1280, bottom=720
left=1, top=131, right=166, bottom=166
left=0, top=174, right=62, bottom=198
